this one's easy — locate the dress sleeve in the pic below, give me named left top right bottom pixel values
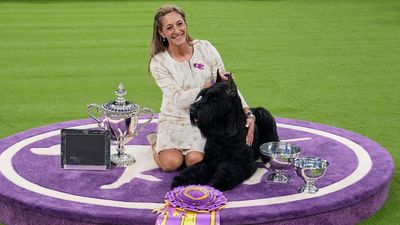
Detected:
left=207, top=40, right=249, bottom=109
left=238, top=90, right=249, bottom=108
left=150, top=58, right=201, bottom=109
left=207, top=41, right=225, bottom=81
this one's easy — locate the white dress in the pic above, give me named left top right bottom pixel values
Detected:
left=150, top=40, right=248, bottom=154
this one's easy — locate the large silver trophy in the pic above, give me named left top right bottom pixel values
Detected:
left=88, top=83, right=154, bottom=167
left=293, top=157, right=329, bottom=194
left=260, top=142, right=302, bottom=183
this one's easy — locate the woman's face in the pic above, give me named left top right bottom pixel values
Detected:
left=159, top=12, right=187, bottom=47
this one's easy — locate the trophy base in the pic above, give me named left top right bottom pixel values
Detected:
left=266, top=172, right=290, bottom=184
left=298, top=184, right=318, bottom=194
left=110, top=152, right=135, bottom=167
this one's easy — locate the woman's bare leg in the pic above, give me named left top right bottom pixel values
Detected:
left=153, top=148, right=184, bottom=171
left=185, top=151, right=204, bottom=167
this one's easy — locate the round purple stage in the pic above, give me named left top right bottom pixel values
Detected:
left=0, top=117, right=394, bottom=225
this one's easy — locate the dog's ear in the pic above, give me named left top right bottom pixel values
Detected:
left=216, top=69, right=237, bottom=96
left=225, top=75, right=238, bottom=96
left=216, top=69, right=233, bottom=82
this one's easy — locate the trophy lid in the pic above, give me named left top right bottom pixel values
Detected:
left=101, top=83, right=140, bottom=118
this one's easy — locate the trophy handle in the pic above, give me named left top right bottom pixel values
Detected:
left=87, top=104, right=103, bottom=128
left=135, top=107, right=154, bottom=135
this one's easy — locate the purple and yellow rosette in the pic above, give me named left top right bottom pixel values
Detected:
left=154, top=185, right=227, bottom=225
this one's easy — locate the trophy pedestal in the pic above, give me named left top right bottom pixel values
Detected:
left=298, top=183, right=318, bottom=194
left=267, top=171, right=290, bottom=184
left=110, top=151, right=135, bottom=167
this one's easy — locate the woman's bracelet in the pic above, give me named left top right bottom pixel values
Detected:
left=246, top=111, right=256, bottom=121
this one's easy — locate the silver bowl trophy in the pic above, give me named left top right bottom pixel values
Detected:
left=260, top=142, right=302, bottom=183
left=293, top=157, right=329, bottom=194
left=88, top=83, right=154, bottom=167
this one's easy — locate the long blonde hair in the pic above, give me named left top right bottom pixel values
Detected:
left=148, top=5, right=193, bottom=71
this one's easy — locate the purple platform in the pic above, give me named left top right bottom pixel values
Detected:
left=0, top=117, right=394, bottom=225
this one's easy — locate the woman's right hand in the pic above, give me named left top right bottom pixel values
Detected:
left=202, top=69, right=231, bottom=89
left=202, top=79, right=214, bottom=89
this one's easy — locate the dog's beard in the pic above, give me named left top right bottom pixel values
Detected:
left=190, top=106, right=218, bottom=137
left=189, top=82, right=238, bottom=137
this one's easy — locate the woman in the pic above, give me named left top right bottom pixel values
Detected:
left=148, top=5, right=255, bottom=171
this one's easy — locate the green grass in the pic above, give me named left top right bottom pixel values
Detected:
left=0, top=0, right=399, bottom=224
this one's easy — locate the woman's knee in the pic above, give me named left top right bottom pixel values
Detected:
left=185, top=151, right=204, bottom=167
left=158, top=149, right=183, bottom=171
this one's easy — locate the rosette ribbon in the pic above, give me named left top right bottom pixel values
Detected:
left=154, top=185, right=227, bottom=225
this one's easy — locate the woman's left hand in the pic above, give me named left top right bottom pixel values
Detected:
left=245, top=117, right=255, bottom=146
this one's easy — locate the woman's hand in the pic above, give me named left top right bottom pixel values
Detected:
left=202, top=68, right=230, bottom=89
left=202, top=79, right=214, bottom=89
left=246, top=116, right=255, bottom=146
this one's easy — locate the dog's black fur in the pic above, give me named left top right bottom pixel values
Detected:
left=171, top=73, right=279, bottom=191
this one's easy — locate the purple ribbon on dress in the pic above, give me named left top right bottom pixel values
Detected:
left=193, top=63, right=205, bottom=70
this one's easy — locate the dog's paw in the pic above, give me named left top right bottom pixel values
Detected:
left=211, top=183, right=230, bottom=191
left=211, top=180, right=234, bottom=191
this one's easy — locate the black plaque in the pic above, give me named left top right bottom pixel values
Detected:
left=61, top=129, right=111, bottom=170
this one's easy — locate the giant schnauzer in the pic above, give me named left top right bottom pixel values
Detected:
left=171, top=73, right=279, bottom=191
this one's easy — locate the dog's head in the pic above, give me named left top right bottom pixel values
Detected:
left=189, top=70, right=243, bottom=137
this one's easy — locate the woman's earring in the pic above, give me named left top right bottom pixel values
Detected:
left=161, top=36, right=168, bottom=47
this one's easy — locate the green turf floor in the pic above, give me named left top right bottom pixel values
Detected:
left=0, top=0, right=399, bottom=224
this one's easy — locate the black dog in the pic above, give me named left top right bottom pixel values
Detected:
left=171, top=74, right=279, bottom=191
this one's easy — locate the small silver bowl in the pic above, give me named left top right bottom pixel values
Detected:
left=293, top=157, right=329, bottom=194
left=260, top=142, right=302, bottom=183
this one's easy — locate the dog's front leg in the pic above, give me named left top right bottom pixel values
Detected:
left=211, top=161, right=257, bottom=191
left=171, top=162, right=213, bottom=188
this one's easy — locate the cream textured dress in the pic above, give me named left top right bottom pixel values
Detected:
left=150, top=40, right=248, bottom=154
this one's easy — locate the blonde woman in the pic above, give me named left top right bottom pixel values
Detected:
left=148, top=5, right=255, bottom=171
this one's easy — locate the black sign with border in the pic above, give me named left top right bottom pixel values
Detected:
left=61, top=129, right=111, bottom=170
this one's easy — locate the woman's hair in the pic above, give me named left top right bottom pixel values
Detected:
left=148, top=5, right=193, bottom=71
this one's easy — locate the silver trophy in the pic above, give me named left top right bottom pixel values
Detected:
left=260, top=142, right=302, bottom=183
left=88, top=83, right=154, bottom=167
left=293, top=157, right=329, bottom=194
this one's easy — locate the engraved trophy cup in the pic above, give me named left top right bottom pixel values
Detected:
left=293, top=157, right=329, bottom=194
left=88, top=83, right=154, bottom=167
left=260, top=142, right=302, bottom=183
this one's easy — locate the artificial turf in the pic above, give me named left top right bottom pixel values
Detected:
left=0, top=0, right=399, bottom=224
